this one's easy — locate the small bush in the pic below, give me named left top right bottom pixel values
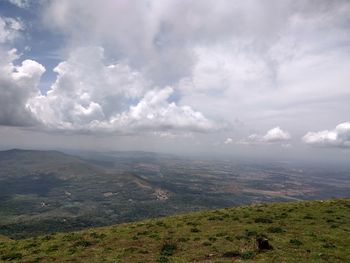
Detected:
left=158, top=255, right=169, bottom=263
left=41, top=235, right=53, bottom=241
left=90, top=232, right=106, bottom=239
left=208, top=216, right=224, bottom=221
left=267, top=226, right=284, bottom=233
left=202, top=241, right=212, bottom=246
left=215, top=232, right=227, bottom=237
left=73, top=239, right=92, bottom=248
left=278, top=213, right=288, bottom=219
left=322, top=242, right=336, bottom=249
left=1, top=252, right=23, bottom=261
left=47, top=245, right=59, bottom=252
left=290, top=239, right=303, bottom=246
left=225, top=236, right=234, bottom=242
left=254, top=217, right=273, bottom=224
left=156, top=221, right=166, bottom=227
left=245, top=230, right=257, bottom=237
left=303, top=214, right=314, bottom=220
left=208, top=236, right=217, bottom=242
left=160, top=243, right=177, bottom=256
left=191, top=227, right=200, bottom=233
left=149, top=233, right=160, bottom=240
left=178, top=237, right=189, bottom=242
left=235, top=235, right=245, bottom=240
left=24, top=242, right=38, bottom=249
left=222, top=251, right=240, bottom=257
left=241, top=251, right=255, bottom=260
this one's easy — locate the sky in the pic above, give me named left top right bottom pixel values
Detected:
left=0, top=0, right=349, bottom=162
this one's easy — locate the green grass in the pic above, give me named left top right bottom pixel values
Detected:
left=0, top=198, right=350, bottom=262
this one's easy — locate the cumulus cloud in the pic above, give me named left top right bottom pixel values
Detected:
left=224, top=138, right=233, bottom=144
left=0, top=16, right=45, bottom=126
left=303, top=122, right=350, bottom=148
left=0, top=15, right=215, bottom=134
left=239, top=127, right=291, bottom=145
left=0, top=50, right=45, bottom=126
left=25, top=47, right=216, bottom=134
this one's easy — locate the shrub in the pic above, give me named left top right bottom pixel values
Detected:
left=158, top=255, right=169, bottom=263
left=73, top=239, right=93, bottom=248
left=225, top=236, right=234, bottom=242
left=245, top=230, right=257, bottom=237
left=1, top=253, right=22, bottom=261
left=303, top=214, right=314, bottom=220
left=156, top=221, right=166, bottom=227
left=191, top=227, right=200, bottom=233
left=254, top=217, right=273, bottom=224
left=208, top=236, right=217, bottom=242
left=160, top=243, right=177, bottom=256
left=90, top=232, right=106, bottom=239
left=149, top=233, right=161, bottom=240
left=322, top=242, right=336, bottom=249
left=267, top=226, right=284, bottom=233
left=215, top=232, right=227, bottom=237
left=290, top=239, right=303, bottom=246
left=47, top=245, right=59, bottom=252
left=222, top=251, right=240, bottom=257
left=202, top=241, right=212, bottom=246
left=208, top=216, right=224, bottom=221
left=241, top=251, right=255, bottom=260
left=178, top=237, right=189, bottom=242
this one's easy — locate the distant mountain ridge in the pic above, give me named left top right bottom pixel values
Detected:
left=1, top=148, right=350, bottom=241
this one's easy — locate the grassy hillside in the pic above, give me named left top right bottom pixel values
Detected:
left=0, top=199, right=349, bottom=262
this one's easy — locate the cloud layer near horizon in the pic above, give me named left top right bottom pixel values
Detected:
left=238, top=127, right=291, bottom=145
left=303, top=122, right=350, bottom=148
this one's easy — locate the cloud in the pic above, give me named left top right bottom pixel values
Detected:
left=25, top=47, right=216, bottom=134
left=239, top=127, right=291, bottom=145
left=7, top=0, right=30, bottom=8
left=263, top=127, right=291, bottom=142
left=303, top=122, right=350, bottom=148
left=1, top=15, right=216, bottom=135
left=0, top=49, right=45, bottom=126
left=0, top=16, right=24, bottom=43
left=224, top=138, right=233, bottom=144
left=0, top=16, right=45, bottom=127
left=2, top=0, right=350, bottom=149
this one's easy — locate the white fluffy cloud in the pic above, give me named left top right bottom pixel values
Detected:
left=239, top=127, right=291, bottom=145
left=224, top=138, right=233, bottom=144
left=0, top=16, right=215, bottom=134
left=0, top=50, right=45, bottom=126
left=303, top=122, right=350, bottom=148
left=25, top=47, right=216, bottom=133
left=0, top=16, right=45, bottom=126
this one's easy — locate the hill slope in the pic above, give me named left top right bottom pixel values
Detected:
left=0, top=198, right=349, bottom=262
